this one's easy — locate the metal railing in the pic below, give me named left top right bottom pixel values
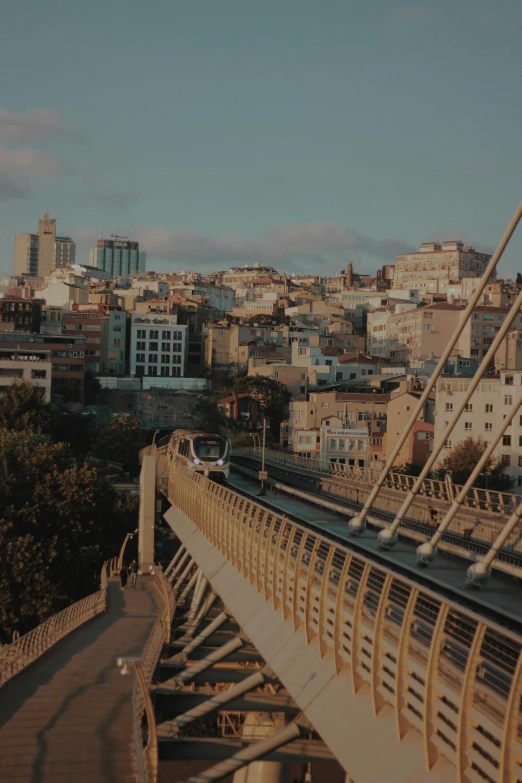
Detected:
left=234, top=447, right=520, bottom=515
left=0, top=558, right=118, bottom=689
left=168, top=462, right=522, bottom=782
left=130, top=567, right=176, bottom=783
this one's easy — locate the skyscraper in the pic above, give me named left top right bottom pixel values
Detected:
left=89, top=237, right=146, bottom=277
left=13, top=212, right=76, bottom=277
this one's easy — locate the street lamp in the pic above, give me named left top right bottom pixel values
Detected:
left=118, top=528, right=139, bottom=573
left=258, top=417, right=268, bottom=496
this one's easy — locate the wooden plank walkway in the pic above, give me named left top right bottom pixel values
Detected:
left=0, top=576, right=162, bottom=783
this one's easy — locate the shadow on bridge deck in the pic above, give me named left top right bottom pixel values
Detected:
left=0, top=576, right=161, bottom=783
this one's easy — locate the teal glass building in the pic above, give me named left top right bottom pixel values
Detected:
left=89, top=238, right=146, bottom=276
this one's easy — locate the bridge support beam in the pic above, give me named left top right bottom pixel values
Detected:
left=158, top=667, right=270, bottom=737
left=186, top=719, right=307, bottom=783
left=138, top=455, right=156, bottom=572
left=165, top=635, right=243, bottom=690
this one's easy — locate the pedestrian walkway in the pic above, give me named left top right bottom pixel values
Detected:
left=0, top=576, right=162, bottom=783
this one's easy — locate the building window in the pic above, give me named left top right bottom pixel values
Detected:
left=113, top=339, right=121, bottom=348
left=518, top=455, right=522, bottom=467
left=464, top=422, right=472, bottom=430
left=113, top=326, right=122, bottom=332
left=465, top=403, right=473, bottom=412
left=501, top=454, right=511, bottom=467
left=161, top=342, right=170, bottom=352
left=31, top=369, right=46, bottom=379
left=505, top=395, right=513, bottom=405
left=137, top=329, right=146, bottom=339
left=149, top=341, right=158, bottom=351
left=321, top=402, right=330, bottom=408
left=137, top=341, right=146, bottom=351
left=150, top=330, right=159, bottom=339
left=161, top=354, right=170, bottom=364
left=485, top=422, right=492, bottom=431
left=136, top=365, right=145, bottom=377
left=148, top=354, right=158, bottom=363
left=485, top=404, right=494, bottom=413
left=148, top=366, right=158, bottom=376
left=445, top=402, right=454, bottom=412
left=162, top=330, right=171, bottom=339
left=136, top=353, right=145, bottom=363
left=160, top=366, right=170, bottom=376
left=503, top=435, right=512, bottom=446
left=505, top=375, right=514, bottom=385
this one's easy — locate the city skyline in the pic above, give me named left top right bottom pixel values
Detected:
left=1, top=0, right=521, bottom=277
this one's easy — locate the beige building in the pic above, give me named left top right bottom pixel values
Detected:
left=435, top=371, right=522, bottom=488
left=459, top=306, right=522, bottom=363
left=385, top=389, right=435, bottom=468
left=249, top=362, right=307, bottom=400
left=388, top=302, right=465, bottom=363
left=0, top=348, right=52, bottom=400
left=14, top=212, right=75, bottom=277
left=222, top=264, right=288, bottom=289
left=496, top=330, right=522, bottom=371
left=394, top=240, right=492, bottom=294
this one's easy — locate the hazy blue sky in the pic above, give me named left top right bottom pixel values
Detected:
left=1, top=0, right=521, bottom=277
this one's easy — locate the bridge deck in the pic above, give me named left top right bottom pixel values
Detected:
left=228, top=467, right=522, bottom=628
left=0, top=576, right=161, bottom=783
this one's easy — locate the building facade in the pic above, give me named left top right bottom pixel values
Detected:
left=435, top=372, right=522, bottom=488
left=0, top=297, right=41, bottom=333
left=394, top=241, right=492, bottom=294
left=0, top=348, right=52, bottom=400
left=13, top=212, right=75, bottom=277
left=130, top=314, right=187, bottom=378
left=89, top=238, right=146, bottom=276
left=62, top=306, right=126, bottom=374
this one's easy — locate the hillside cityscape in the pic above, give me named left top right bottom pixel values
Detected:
left=3, top=209, right=522, bottom=490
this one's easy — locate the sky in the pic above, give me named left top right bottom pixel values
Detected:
left=0, top=0, right=521, bottom=279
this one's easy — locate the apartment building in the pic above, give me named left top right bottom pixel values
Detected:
left=130, top=314, right=187, bottom=379
left=0, top=333, right=86, bottom=399
left=388, top=302, right=465, bottom=363
left=385, top=389, right=435, bottom=468
left=14, top=212, right=75, bottom=277
left=496, top=331, right=522, bottom=371
left=435, top=371, right=522, bottom=488
left=0, top=349, right=52, bottom=400
left=459, top=306, right=522, bottom=362
left=0, top=297, right=42, bottom=333
left=367, top=303, right=417, bottom=358
left=205, top=324, right=285, bottom=369
left=63, top=306, right=126, bottom=374
left=222, top=264, right=287, bottom=289
left=394, top=240, right=492, bottom=294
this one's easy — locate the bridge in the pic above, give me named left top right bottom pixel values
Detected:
left=1, top=203, right=522, bottom=782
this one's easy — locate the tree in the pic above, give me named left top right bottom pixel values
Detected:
left=435, top=436, right=514, bottom=492
left=0, top=381, right=51, bottom=434
left=0, top=428, right=138, bottom=642
left=194, top=396, right=228, bottom=433
left=90, top=414, right=147, bottom=475
left=225, top=375, right=292, bottom=435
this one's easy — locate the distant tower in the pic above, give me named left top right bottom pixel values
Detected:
left=346, top=262, right=354, bottom=287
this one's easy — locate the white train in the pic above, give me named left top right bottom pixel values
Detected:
left=168, top=429, right=230, bottom=480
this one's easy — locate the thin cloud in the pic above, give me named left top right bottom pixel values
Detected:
left=0, top=147, right=62, bottom=201
left=393, top=6, right=441, bottom=22
left=74, top=222, right=416, bottom=274
left=84, top=187, right=142, bottom=211
left=0, top=108, right=67, bottom=143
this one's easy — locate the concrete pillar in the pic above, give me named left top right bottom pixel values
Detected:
left=139, top=455, right=156, bottom=572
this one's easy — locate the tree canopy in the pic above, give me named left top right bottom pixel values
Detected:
left=225, top=375, right=292, bottom=432
left=435, top=436, right=514, bottom=492
left=0, top=382, right=139, bottom=643
left=90, top=414, right=147, bottom=475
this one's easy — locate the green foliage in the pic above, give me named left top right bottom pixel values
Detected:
left=436, top=436, right=514, bottom=492
left=90, top=414, right=146, bottom=475
left=0, top=428, right=138, bottom=642
left=394, top=462, right=424, bottom=478
left=194, top=396, right=228, bottom=433
left=51, top=412, right=98, bottom=459
left=225, top=375, right=292, bottom=431
left=0, top=381, right=51, bottom=434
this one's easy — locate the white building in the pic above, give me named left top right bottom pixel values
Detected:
left=0, top=348, right=52, bottom=400
left=394, top=240, right=492, bottom=294
left=435, top=371, right=522, bottom=489
left=130, top=314, right=187, bottom=379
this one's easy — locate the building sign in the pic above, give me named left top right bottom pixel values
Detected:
left=113, top=240, right=128, bottom=248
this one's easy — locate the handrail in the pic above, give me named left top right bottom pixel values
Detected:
left=0, top=557, right=117, bottom=689
left=130, top=566, right=176, bottom=783
left=167, top=461, right=522, bottom=782
left=233, top=446, right=520, bottom=516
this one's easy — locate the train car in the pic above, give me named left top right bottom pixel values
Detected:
left=169, top=430, right=230, bottom=480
